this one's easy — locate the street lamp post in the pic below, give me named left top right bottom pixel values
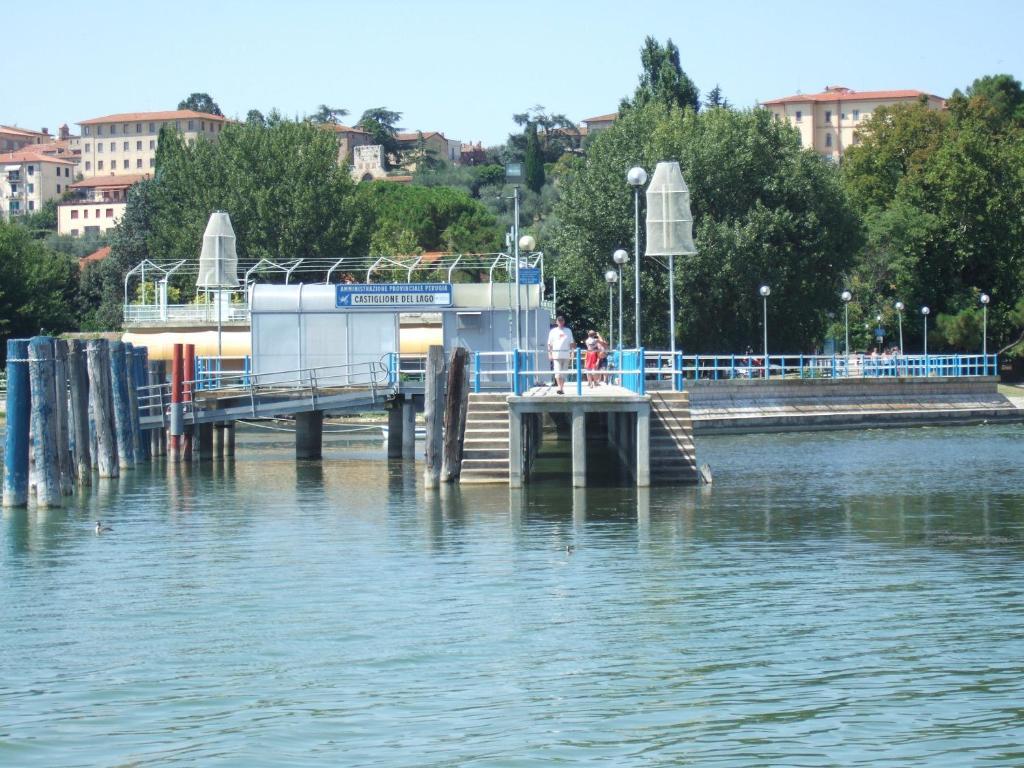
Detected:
left=894, top=301, right=905, bottom=356
left=605, top=270, right=618, bottom=349
left=921, top=306, right=930, bottom=372
left=613, top=249, right=628, bottom=349
left=627, top=166, right=647, bottom=347
left=759, top=285, right=770, bottom=378
left=841, top=290, right=852, bottom=356
left=980, top=293, right=990, bottom=373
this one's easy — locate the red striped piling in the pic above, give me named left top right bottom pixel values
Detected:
left=170, top=343, right=183, bottom=462
left=183, top=344, right=195, bottom=461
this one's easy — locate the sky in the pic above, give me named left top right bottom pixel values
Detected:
left=6, top=0, right=1024, bottom=146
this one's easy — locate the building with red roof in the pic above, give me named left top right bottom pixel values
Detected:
left=1, top=149, right=77, bottom=221
left=761, top=85, right=945, bottom=160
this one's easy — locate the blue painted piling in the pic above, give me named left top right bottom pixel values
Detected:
left=135, top=347, right=152, bottom=461
left=109, top=341, right=135, bottom=469
left=28, top=337, right=62, bottom=507
left=87, top=340, right=118, bottom=478
left=53, top=339, right=74, bottom=495
left=67, top=340, right=92, bottom=485
left=125, top=343, right=144, bottom=464
left=3, top=339, right=31, bottom=507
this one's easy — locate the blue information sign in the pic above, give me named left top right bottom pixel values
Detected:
left=518, top=267, right=541, bottom=285
left=335, top=283, right=453, bottom=309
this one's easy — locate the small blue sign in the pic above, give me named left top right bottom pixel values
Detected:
left=335, top=283, right=453, bottom=309
left=875, top=326, right=885, bottom=338
left=518, top=267, right=541, bottom=285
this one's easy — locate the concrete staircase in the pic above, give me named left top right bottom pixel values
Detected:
left=649, top=391, right=698, bottom=484
left=459, top=393, right=510, bottom=484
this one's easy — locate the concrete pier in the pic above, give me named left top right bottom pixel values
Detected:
left=571, top=408, right=586, bottom=488
left=295, top=411, right=323, bottom=459
left=387, top=404, right=403, bottom=458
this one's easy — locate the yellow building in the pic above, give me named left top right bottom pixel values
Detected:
left=1, top=149, right=76, bottom=220
left=76, top=109, right=226, bottom=178
left=58, top=174, right=145, bottom=236
left=761, top=85, right=945, bottom=160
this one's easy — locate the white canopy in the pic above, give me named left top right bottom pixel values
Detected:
left=645, top=161, right=697, bottom=257
left=196, top=210, right=240, bottom=288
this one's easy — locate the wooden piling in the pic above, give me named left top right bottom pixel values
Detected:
left=87, top=340, right=118, bottom=478
left=423, top=345, right=445, bottom=489
left=67, top=340, right=92, bottom=486
left=387, top=402, right=403, bottom=458
left=3, top=339, right=31, bottom=507
left=401, top=399, right=416, bottom=459
left=52, top=340, right=74, bottom=495
left=225, top=421, right=236, bottom=457
left=28, top=337, right=62, bottom=507
left=441, top=347, right=470, bottom=483
left=133, top=347, right=150, bottom=461
left=109, top=341, right=135, bottom=469
left=213, top=422, right=224, bottom=459
left=125, top=343, right=144, bottom=464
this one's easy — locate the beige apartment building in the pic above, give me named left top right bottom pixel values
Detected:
left=76, top=109, right=227, bottom=178
left=1, top=149, right=76, bottom=220
left=57, top=174, right=145, bottom=236
left=761, top=86, right=945, bottom=160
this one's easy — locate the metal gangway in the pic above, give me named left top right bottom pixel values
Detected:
left=137, top=358, right=395, bottom=430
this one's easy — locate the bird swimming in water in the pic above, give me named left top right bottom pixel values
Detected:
left=95, top=521, right=112, bottom=534
left=565, top=544, right=575, bottom=554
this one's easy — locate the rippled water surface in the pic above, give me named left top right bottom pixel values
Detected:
left=2, top=423, right=1024, bottom=766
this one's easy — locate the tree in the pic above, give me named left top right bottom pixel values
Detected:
left=620, top=37, right=700, bottom=114
left=246, top=109, right=266, bottom=127
left=509, top=106, right=580, bottom=163
left=0, top=221, right=80, bottom=342
left=309, top=104, right=349, bottom=125
left=949, top=74, right=1024, bottom=130
left=524, top=122, right=545, bottom=193
left=550, top=102, right=861, bottom=351
left=178, top=92, right=223, bottom=116
left=356, top=107, right=403, bottom=167
left=704, top=85, right=731, bottom=110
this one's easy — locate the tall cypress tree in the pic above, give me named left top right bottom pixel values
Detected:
left=524, top=122, right=545, bottom=193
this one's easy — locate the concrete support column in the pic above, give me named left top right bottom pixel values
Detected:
left=387, top=404, right=403, bottom=458
left=197, top=422, right=214, bottom=462
left=401, top=400, right=416, bottom=459
left=509, top=407, right=523, bottom=488
left=225, top=422, right=236, bottom=457
left=213, top=422, right=225, bottom=459
left=295, top=411, right=323, bottom=460
left=571, top=407, right=586, bottom=488
left=636, top=406, right=650, bottom=487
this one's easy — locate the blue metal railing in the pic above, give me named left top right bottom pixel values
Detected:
left=195, top=355, right=251, bottom=391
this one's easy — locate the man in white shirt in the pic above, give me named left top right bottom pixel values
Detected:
left=546, top=315, right=574, bottom=394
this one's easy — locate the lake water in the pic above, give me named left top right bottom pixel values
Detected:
left=2, top=423, right=1024, bottom=766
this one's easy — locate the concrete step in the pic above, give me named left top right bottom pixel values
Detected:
left=461, top=447, right=510, bottom=460
left=461, top=458, right=510, bottom=472
left=467, top=403, right=510, bottom=413
left=466, top=418, right=509, bottom=428
left=464, top=437, right=510, bottom=447
left=459, top=471, right=510, bottom=484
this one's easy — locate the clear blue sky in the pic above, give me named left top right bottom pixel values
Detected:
left=7, top=0, right=1023, bottom=146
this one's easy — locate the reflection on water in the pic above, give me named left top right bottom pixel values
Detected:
left=1, top=423, right=1024, bottom=766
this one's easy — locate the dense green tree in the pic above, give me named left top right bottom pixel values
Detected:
left=0, top=222, right=80, bottom=343
left=509, top=107, right=580, bottom=163
left=550, top=102, right=860, bottom=351
left=17, top=198, right=59, bottom=234
left=704, top=85, right=731, bottom=110
left=523, top=122, right=546, bottom=193
left=178, top=92, right=223, bottom=116
left=620, top=37, right=700, bottom=114
left=246, top=109, right=266, bottom=126
left=356, top=107, right=402, bottom=167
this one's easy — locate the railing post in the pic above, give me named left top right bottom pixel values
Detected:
left=575, top=347, right=582, bottom=396
left=473, top=352, right=481, bottom=393
left=512, top=350, right=521, bottom=396
left=831, top=354, right=837, bottom=379
left=730, top=354, right=735, bottom=380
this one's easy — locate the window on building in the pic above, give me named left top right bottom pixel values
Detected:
left=840, top=112, right=846, bottom=120
left=111, top=124, right=117, bottom=134
left=83, top=126, right=91, bottom=136
left=136, top=159, right=143, bottom=168
left=83, top=209, right=89, bottom=218
left=27, top=165, right=34, bottom=175
left=200, top=121, right=205, bottom=130
left=71, top=209, right=79, bottom=219
left=65, top=167, right=69, bottom=177
left=71, top=229, right=78, bottom=236
left=188, top=120, right=195, bottom=131
left=123, top=141, right=129, bottom=151
left=123, top=159, right=129, bottom=169
left=106, top=208, right=114, bottom=218
left=98, top=161, right=104, bottom=170
left=149, top=140, right=155, bottom=149
left=84, top=143, right=91, bottom=152
left=85, top=226, right=99, bottom=235
left=825, top=110, right=832, bottom=123
left=9, top=201, right=20, bottom=212
left=110, top=142, right=115, bottom=152
left=10, top=183, right=17, bottom=194
left=149, top=122, right=155, bottom=132
left=123, top=125, right=129, bottom=135
left=853, top=109, right=860, bottom=120
left=97, top=125, right=104, bottom=136
left=149, top=158, right=156, bottom=168
left=136, top=123, right=142, bottom=133
left=852, top=134, right=860, bottom=145
left=825, top=134, right=833, bottom=147
left=27, top=183, right=34, bottom=193
left=85, top=161, right=91, bottom=171
left=795, top=110, right=802, bottom=122
left=56, top=184, right=61, bottom=193
left=98, top=143, right=103, bottom=153
left=28, top=200, right=35, bottom=211
left=136, top=141, right=142, bottom=150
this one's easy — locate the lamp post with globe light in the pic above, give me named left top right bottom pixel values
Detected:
left=759, top=285, right=770, bottom=377
left=841, top=290, right=852, bottom=356
left=613, top=249, right=628, bottom=349
left=518, top=234, right=535, bottom=350
left=894, top=301, right=905, bottom=356
left=605, top=270, right=618, bottom=349
left=980, top=293, right=990, bottom=373
left=627, top=166, right=647, bottom=346
left=921, top=306, right=930, bottom=371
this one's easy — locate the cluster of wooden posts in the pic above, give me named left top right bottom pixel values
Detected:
left=423, top=345, right=470, bottom=489
left=2, top=337, right=163, bottom=509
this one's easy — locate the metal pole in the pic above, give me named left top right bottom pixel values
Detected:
left=898, top=312, right=903, bottom=355
left=608, top=283, right=614, bottom=349
left=982, top=304, right=987, bottom=360
left=924, top=316, right=928, bottom=358
left=844, top=303, right=850, bottom=357
left=668, top=254, right=676, bottom=359
left=763, top=295, right=769, bottom=367
left=513, top=187, right=521, bottom=350
left=216, top=235, right=223, bottom=358
left=634, top=187, right=641, bottom=348
left=617, top=265, right=623, bottom=350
